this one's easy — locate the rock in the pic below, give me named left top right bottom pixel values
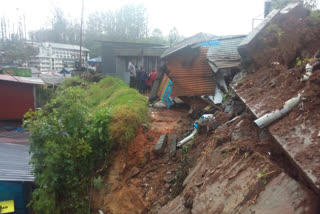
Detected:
left=153, top=134, right=168, bottom=155
left=163, top=174, right=175, bottom=183
left=153, top=101, right=167, bottom=108
left=129, top=167, right=140, bottom=178
left=169, top=134, right=177, bottom=158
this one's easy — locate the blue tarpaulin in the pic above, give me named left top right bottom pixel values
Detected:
left=88, top=57, right=102, bottom=63
left=200, top=40, right=221, bottom=47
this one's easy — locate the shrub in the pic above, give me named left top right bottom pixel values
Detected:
left=24, top=76, right=148, bottom=213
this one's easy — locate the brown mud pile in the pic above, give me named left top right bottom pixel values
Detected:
left=234, top=9, right=320, bottom=190
left=90, top=107, right=194, bottom=214
left=159, top=113, right=317, bottom=214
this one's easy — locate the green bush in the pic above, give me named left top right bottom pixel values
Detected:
left=24, top=76, right=148, bottom=214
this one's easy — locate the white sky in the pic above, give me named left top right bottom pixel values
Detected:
left=0, top=0, right=281, bottom=37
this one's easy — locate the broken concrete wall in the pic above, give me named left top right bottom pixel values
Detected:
left=238, top=3, right=310, bottom=70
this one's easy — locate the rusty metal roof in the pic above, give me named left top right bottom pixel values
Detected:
left=206, top=35, right=246, bottom=72
left=0, top=74, right=44, bottom=85
left=167, top=47, right=215, bottom=96
left=161, top=32, right=215, bottom=58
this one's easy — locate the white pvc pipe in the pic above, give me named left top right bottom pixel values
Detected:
left=177, top=128, right=198, bottom=148
left=254, top=94, right=301, bottom=128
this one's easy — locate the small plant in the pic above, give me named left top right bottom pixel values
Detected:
left=221, top=149, right=229, bottom=157
left=265, top=23, right=283, bottom=40
left=296, top=57, right=302, bottom=66
left=257, top=170, right=277, bottom=185
left=182, top=143, right=191, bottom=154
left=222, top=90, right=230, bottom=103
left=93, top=176, right=102, bottom=190
left=308, top=10, right=320, bottom=25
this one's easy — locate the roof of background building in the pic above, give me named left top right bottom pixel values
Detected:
left=161, top=32, right=215, bottom=58
left=0, top=74, right=44, bottom=85
left=99, top=40, right=165, bottom=48
left=39, top=72, right=68, bottom=85
left=0, top=143, right=34, bottom=182
left=206, top=35, right=247, bottom=72
left=41, top=42, right=89, bottom=52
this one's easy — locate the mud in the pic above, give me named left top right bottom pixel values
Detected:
left=90, top=106, right=193, bottom=214
left=159, top=113, right=317, bottom=214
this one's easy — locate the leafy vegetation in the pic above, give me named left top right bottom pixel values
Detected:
left=24, top=76, right=148, bottom=214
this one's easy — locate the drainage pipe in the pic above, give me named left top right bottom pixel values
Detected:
left=177, top=128, right=198, bottom=148
left=254, top=94, right=301, bottom=128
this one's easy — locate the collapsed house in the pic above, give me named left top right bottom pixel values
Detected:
left=154, top=32, right=246, bottom=108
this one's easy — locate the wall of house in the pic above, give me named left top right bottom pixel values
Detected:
left=0, top=81, right=35, bottom=120
left=0, top=181, right=33, bottom=214
left=115, top=56, right=161, bottom=85
left=101, top=43, right=117, bottom=74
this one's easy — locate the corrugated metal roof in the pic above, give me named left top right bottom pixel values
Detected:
left=0, top=143, right=34, bottom=182
left=167, top=47, right=215, bottom=96
left=161, top=32, right=215, bottom=58
left=39, top=73, right=68, bottom=85
left=207, top=35, right=246, bottom=72
left=0, top=74, right=44, bottom=85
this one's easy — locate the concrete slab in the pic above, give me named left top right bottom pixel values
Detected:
left=153, top=134, right=167, bottom=155
left=232, top=85, right=320, bottom=193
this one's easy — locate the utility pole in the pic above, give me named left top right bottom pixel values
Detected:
left=79, top=0, right=84, bottom=74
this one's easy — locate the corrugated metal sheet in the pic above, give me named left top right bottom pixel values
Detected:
left=207, top=35, right=246, bottom=72
left=39, top=73, right=68, bottom=85
left=0, top=143, right=34, bottom=182
left=161, top=32, right=215, bottom=58
left=167, top=47, right=215, bottom=96
left=0, top=74, right=44, bottom=85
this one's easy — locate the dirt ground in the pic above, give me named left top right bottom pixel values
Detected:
left=90, top=101, right=318, bottom=213
left=90, top=105, right=194, bottom=214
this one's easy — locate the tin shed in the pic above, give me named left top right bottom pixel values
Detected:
left=0, top=74, right=44, bottom=120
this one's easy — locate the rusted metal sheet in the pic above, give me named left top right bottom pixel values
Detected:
left=167, top=47, right=215, bottom=97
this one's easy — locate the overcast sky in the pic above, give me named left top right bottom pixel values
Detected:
left=0, top=0, right=288, bottom=37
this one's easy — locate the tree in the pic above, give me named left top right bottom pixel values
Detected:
left=30, top=7, right=81, bottom=45
left=85, top=4, right=148, bottom=41
left=151, top=28, right=163, bottom=38
left=0, top=41, right=38, bottom=65
left=84, top=4, right=149, bottom=57
left=168, top=27, right=180, bottom=47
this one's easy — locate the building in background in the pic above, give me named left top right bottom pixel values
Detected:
left=101, top=41, right=166, bottom=84
left=29, top=42, right=89, bottom=72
